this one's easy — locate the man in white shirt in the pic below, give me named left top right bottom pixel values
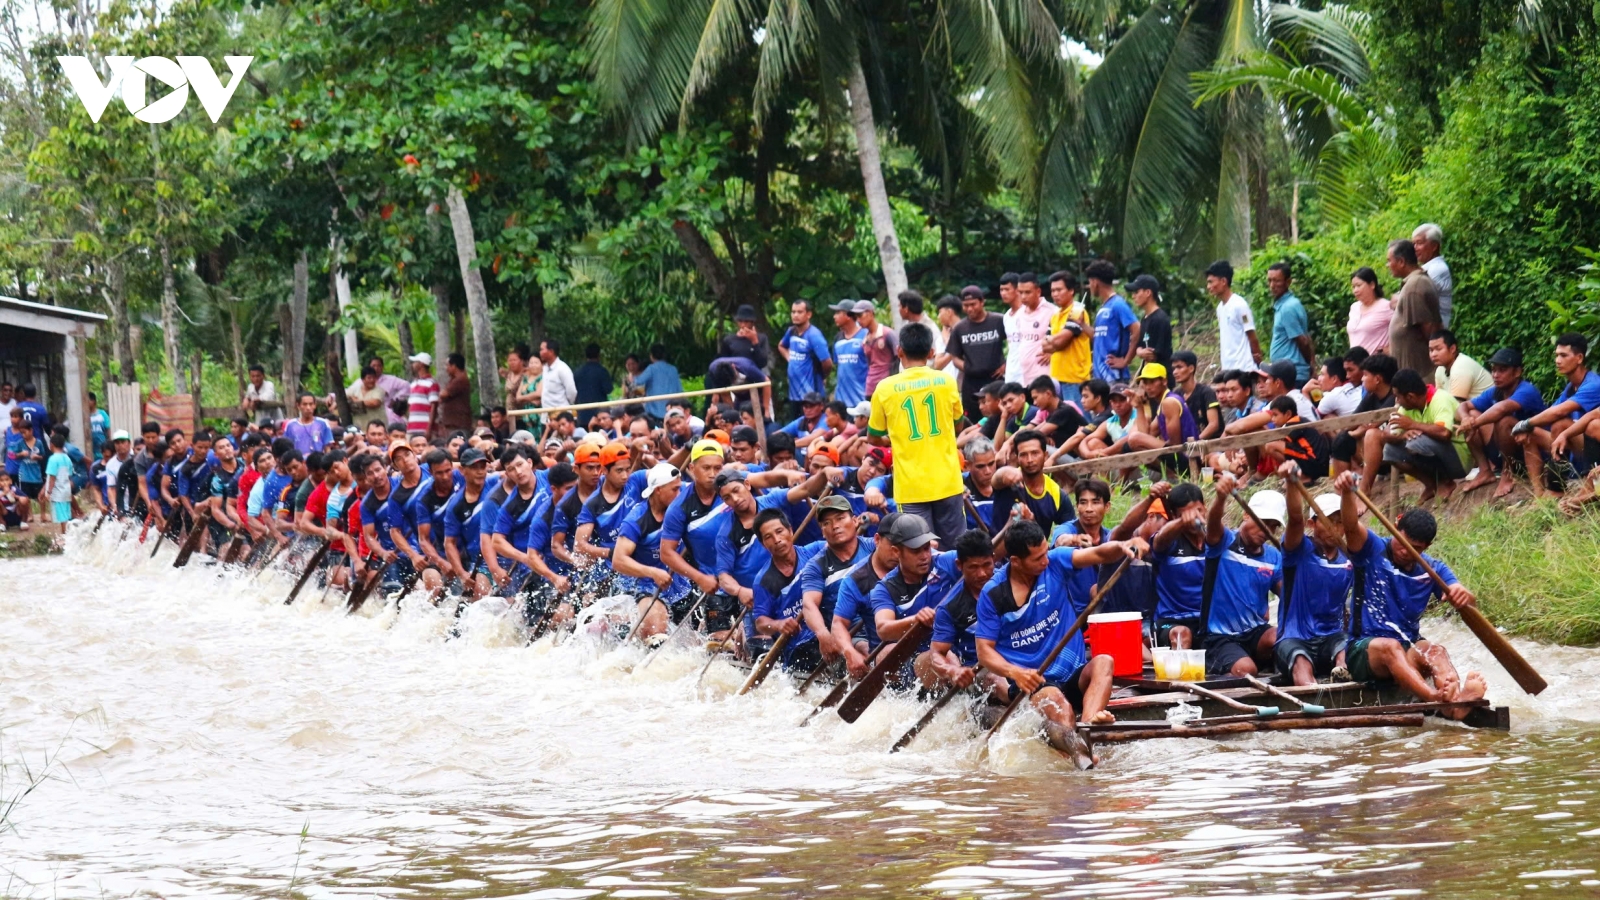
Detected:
left=1005, top=272, right=1055, bottom=385
left=0, top=382, right=15, bottom=424
left=1413, top=223, right=1453, bottom=328
left=539, top=337, right=578, bottom=410
left=999, top=272, right=1025, bottom=383
left=1314, top=357, right=1363, bottom=419
left=241, top=365, right=282, bottom=425
left=1207, top=259, right=1261, bottom=372
left=898, top=290, right=954, bottom=378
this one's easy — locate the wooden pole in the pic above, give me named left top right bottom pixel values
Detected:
left=748, top=384, right=767, bottom=458
left=509, top=382, right=772, bottom=419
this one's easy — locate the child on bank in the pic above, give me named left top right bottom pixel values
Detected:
left=44, top=433, right=76, bottom=526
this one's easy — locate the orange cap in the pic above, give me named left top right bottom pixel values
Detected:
left=1148, top=498, right=1168, bottom=518
left=599, top=441, right=631, bottom=467
left=810, top=441, right=839, bottom=465
left=574, top=444, right=602, bottom=465
left=705, top=428, right=731, bottom=446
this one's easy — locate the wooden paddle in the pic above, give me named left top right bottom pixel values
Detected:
left=283, top=540, right=330, bottom=605
left=794, top=621, right=863, bottom=695
left=800, top=640, right=889, bottom=726
left=1154, top=677, right=1279, bottom=716
left=92, top=512, right=109, bottom=534
left=793, top=486, right=833, bottom=538
left=1351, top=484, right=1547, bottom=696
left=982, top=556, right=1131, bottom=745
left=220, top=535, right=246, bottom=566
left=251, top=537, right=293, bottom=582
left=1244, top=673, right=1324, bottom=714
left=836, top=620, right=932, bottom=723
left=738, top=629, right=793, bottom=695
left=171, top=509, right=213, bottom=568
left=345, top=555, right=385, bottom=612
left=891, top=666, right=984, bottom=753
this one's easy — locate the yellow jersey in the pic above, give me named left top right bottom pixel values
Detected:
left=1050, top=301, right=1092, bottom=384
left=867, top=366, right=964, bottom=505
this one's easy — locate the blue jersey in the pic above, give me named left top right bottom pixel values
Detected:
left=1471, top=379, right=1545, bottom=421
left=1276, top=538, right=1352, bottom=642
left=1555, top=371, right=1600, bottom=420
left=1350, top=528, right=1458, bottom=646
left=382, top=476, right=431, bottom=552
left=866, top=550, right=962, bottom=654
left=781, top=324, right=832, bottom=400
left=832, top=555, right=888, bottom=647
left=932, top=582, right=983, bottom=666
left=410, top=476, right=460, bottom=546
left=1203, top=528, right=1281, bottom=637
left=661, top=486, right=729, bottom=577
left=713, top=492, right=792, bottom=588
left=525, top=493, right=568, bottom=573
left=493, top=486, right=545, bottom=552
left=975, top=549, right=1097, bottom=680
left=964, top=477, right=994, bottom=532
left=753, top=541, right=827, bottom=661
left=360, top=479, right=405, bottom=552
left=798, top=538, right=874, bottom=625
left=1091, top=294, right=1138, bottom=382
left=442, top=486, right=492, bottom=559
left=208, top=462, right=242, bottom=505
left=618, top=503, right=692, bottom=602
left=834, top=329, right=868, bottom=407
left=1154, top=533, right=1206, bottom=622
left=258, top=470, right=294, bottom=516
left=176, top=456, right=212, bottom=504
left=576, top=486, right=636, bottom=555
left=778, top=413, right=824, bottom=438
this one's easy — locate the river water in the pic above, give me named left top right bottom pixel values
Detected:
left=2, top=526, right=1598, bottom=899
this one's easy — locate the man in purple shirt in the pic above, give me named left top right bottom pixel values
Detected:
left=283, top=393, right=334, bottom=456
left=857, top=300, right=898, bottom=397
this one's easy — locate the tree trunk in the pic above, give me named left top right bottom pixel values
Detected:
left=190, top=350, right=203, bottom=409
left=396, top=314, right=415, bottom=363
left=105, top=258, right=135, bottom=382
left=326, top=261, right=353, bottom=425
left=158, top=238, right=187, bottom=395
left=1217, top=131, right=1252, bottom=268
left=527, top=282, right=546, bottom=349
left=431, top=280, right=452, bottom=366
left=284, top=248, right=308, bottom=397
left=846, top=54, right=909, bottom=327
left=444, top=185, right=500, bottom=408
left=454, top=308, right=466, bottom=357
left=671, top=218, right=737, bottom=314
left=228, top=299, right=247, bottom=404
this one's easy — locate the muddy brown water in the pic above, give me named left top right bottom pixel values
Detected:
left=1, top=525, right=1597, bottom=898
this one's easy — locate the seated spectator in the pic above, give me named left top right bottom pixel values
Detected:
left=1459, top=347, right=1545, bottom=498
left=1513, top=332, right=1600, bottom=499
left=1342, top=346, right=1370, bottom=385
left=1315, top=357, right=1363, bottom=419
left=1383, top=368, right=1470, bottom=502
left=1261, top=395, right=1330, bottom=481
left=1028, top=375, right=1088, bottom=445
left=1430, top=329, right=1493, bottom=402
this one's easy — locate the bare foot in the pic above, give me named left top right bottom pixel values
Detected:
left=1461, top=473, right=1495, bottom=493
left=1492, top=478, right=1517, bottom=500
left=1089, top=709, right=1116, bottom=725
left=1441, top=672, right=1488, bottom=720
left=1417, top=486, right=1436, bottom=504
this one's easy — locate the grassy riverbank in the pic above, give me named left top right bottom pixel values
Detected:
left=0, top=529, right=62, bottom=559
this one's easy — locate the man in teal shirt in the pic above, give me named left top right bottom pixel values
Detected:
left=1267, top=262, right=1313, bottom=384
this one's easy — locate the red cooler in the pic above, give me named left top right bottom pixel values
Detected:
left=1086, top=612, right=1144, bottom=678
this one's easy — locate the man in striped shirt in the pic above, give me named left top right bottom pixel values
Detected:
left=406, top=352, right=440, bottom=438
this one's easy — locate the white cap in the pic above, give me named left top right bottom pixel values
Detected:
left=849, top=401, right=872, bottom=418
left=641, top=462, right=682, bottom=498
left=1248, top=489, right=1288, bottom=526
left=510, top=429, right=535, bottom=443
left=1313, top=493, right=1342, bottom=518
left=111, top=429, right=131, bottom=442
left=407, top=351, right=433, bottom=367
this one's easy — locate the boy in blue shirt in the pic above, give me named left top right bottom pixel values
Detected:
left=926, top=529, right=1000, bottom=693
left=44, top=433, right=75, bottom=524
left=1333, top=471, right=1487, bottom=717
left=1201, top=473, right=1284, bottom=677
left=1273, top=463, right=1353, bottom=685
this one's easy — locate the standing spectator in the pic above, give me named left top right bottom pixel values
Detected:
left=943, top=285, right=1007, bottom=418
left=1128, top=274, right=1171, bottom=382
left=868, top=323, right=966, bottom=544
left=1087, top=261, right=1140, bottom=383
left=538, top=338, right=578, bottom=412
left=285, top=393, right=334, bottom=455
left=898, top=291, right=952, bottom=378
left=1429, top=329, right=1493, bottom=402
left=405, top=353, right=441, bottom=437
left=1266, top=262, right=1313, bottom=384
left=337, top=356, right=410, bottom=425
left=1346, top=267, right=1392, bottom=353
left=346, top=367, right=389, bottom=428
left=16, top=383, right=50, bottom=443
left=1038, top=271, right=1089, bottom=404
left=830, top=300, right=868, bottom=407
left=778, top=299, right=833, bottom=418
left=1006, top=273, right=1054, bottom=386
left=858, top=300, right=898, bottom=398
left=44, top=432, right=74, bottom=525
left=621, top=354, right=646, bottom=399
left=88, top=392, right=110, bottom=458
left=935, top=295, right=962, bottom=379
left=574, top=343, right=614, bottom=427
left=438, top=353, right=473, bottom=433
left=719, top=305, right=772, bottom=370
left=242, top=365, right=283, bottom=425
left=1413, top=223, right=1453, bottom=327
left=998, top=272, right=1023, bottom=382
left=0, top=382, right=14, bottom=422
left=8, top=409, right=45, bottom=515
left=504, top=344, right=542, bottom=429
left=1208, top=261, right=1261, bottom=372
left=1385, top=239, right=1442, bottom=375
left=636, top=344, right=683, bottom=425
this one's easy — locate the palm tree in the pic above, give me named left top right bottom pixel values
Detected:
left=587, top=0, right=1071, bottom=318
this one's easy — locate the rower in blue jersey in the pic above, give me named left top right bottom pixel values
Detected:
left=616, top=462, right=694, bottom=639
left=1200, top=473, right=1284, bottom=677
left=375, top=441, right=441, bottom=593
left=518, top=463, right=578, bottom=627
left=827, top=511, right=904, bottom=677
left=712, top=464, right=831, bottom=641
left=573, top=442, right=639, bottom=594
left=1150, top=482, right=1208, bottom=649
left=1333, top=471, right=1486, bottom=718
left=798, top=496, right=874, bottom=668
left=988, top=429, right=1075, bottom=536
left=661, top=441, right=735, bottom=600
left=867, top=514, right=962, bottom=684
left=976, top=520, right=1145, bottom=765
left=1055, top=479, right=1168, bottom=629
left=354, top=451, right=412, bottom=593
left=1272, top=462, right=1353, bottom=685
left=441, top=448, right=496, bottom=597
left=412, top=449, right=463, bottom=581
left=491, top=449, right=560, bottom=597
left=961, top=438, right=998, bottom=533
left=751, top=508, right=828, bottom=670
left=549, top=443, right=605, bottom=584
left=475, top=446, right=528, bottom=590
left=174, top=431, right=214, bottom=527
left=926, top=529, right=1001, bottom=692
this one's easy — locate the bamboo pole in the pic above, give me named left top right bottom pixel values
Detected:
left=508, top=382, right=772, bottom=419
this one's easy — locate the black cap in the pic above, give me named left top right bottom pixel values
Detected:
left=734, top=304, right=759, bottom=322
left=884, top=513, right=936, bottom=549
left=828, top=299, right=857, bottom=313
left=801, top=391, right=825, bottom=405
left=1126, top=273, right=1161, bottom=294
left=1260, top=359, right=1298, bottom=385
left=960, top=285, right=985, bottom=299
left=1487, top=347, right=1524, bottom=368
left=713, top=468, right=749, bottom=491
left=730, top=425, right=759, bottom=444
left=459, top=447, right=488, bottom=466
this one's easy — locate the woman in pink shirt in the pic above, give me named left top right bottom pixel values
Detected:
left=1346, top=266, right=1393, bottom=353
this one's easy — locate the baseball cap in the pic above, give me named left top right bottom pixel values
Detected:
left=386, top=440, right=413, bottom=459
left=690, top=439, right=725, bottom=463
left=1126, top=273, right=1162, bottom=294
left=868, top=446, right=893, bottom=469
left=665, top=407, right=686, bottom=420
left=407, top=351, right=433, bottom=367
left=729, top=425, right=759, bottom=445
left=573, top=443, right=603, bottom=465
left=1139, top=363, right=1169, bottom=382
left=704, top=428, right=731, bottom=446
left=1313, top=493, right=1342, bottom=518
left=734, top=304, right=759, bottom=322
left=111, top=429, right=131, bottom=442
left=510, top=429, right=535, bottom=443
left=599, top=441, right=630, bottom=467
left=641, top=462, right=682, bottom=498
left=1259, top=359, right=1298, bottom=385
left=848, top=401, right=872, bottom=418
left=1108, top=382, right=1131, bottom=398
left=851, top=300, right=876, bottom=315
left=829, top=299, right=858, bottom=313
left=460, top=447, right=488, bottom=466
left=1147, top=498, right=1168, bottom=518
left=801, top=391, right=825, bottom=406
left=810, top=441, right=840, bottom=465
left=960, top=285, right=984, bottom=300
left=885, top=513, right=936, bottom=549
left=816, top=495, right=853, bottom=516
left=1248, top=489, right=1288, bottom=527
left=1487, top=347, right=1524, bottom=368
left=713, top=467, right=749, bottom=491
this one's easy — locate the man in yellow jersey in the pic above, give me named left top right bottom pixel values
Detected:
left=1041, top=270, right=1091, bottom=406
left=868, top=321, right=967, bottom=544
